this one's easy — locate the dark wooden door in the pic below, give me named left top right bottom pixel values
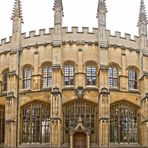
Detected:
left=74, top=132, right=86, bottom=148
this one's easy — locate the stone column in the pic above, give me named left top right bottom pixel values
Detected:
left=87, top=132, right=90, bottom=148
left=98, top=87, right=110, bottom=147
left=70, top=133, right=73, bottom=148
left=50, top=87, right=62, bottom=147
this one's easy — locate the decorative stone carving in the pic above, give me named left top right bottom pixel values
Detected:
left=75, top=86, right=85, bottom=99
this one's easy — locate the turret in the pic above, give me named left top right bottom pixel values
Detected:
left=97, top=0, right=108, bottom=47
left=11, top=0, right=23, bottom=49
left=52, top=0, right=64, bottom=46
left=137, top=0, right=148, bottom=49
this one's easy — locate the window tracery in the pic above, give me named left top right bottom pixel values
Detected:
left=42, top=65, right=52, bottom=88
left=128, top=69, right=137, bottom=89
left=21, top=102, right=50, bottom=143
left=23, top=67, right=32, bottom=89
left=64, top=64, right=74, bottom=86
left=64, top=101, right=96, bottom=134
left=110, top=102, right=138, bottom=143
left=86, top=64, right=96, bottom=86
left=108, top=66, right=118, bottom=88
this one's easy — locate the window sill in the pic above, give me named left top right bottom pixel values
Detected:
left=62, top=85, right=75, bottom=90
left=128, top=89, right=140, bottom=94
left=109, top=87, right=119, bottom=91
left=85, top=86, right=98, bottom=91
left=41, top=87, right=52, bottom=91
left=20, top=89, right=31, bottom=94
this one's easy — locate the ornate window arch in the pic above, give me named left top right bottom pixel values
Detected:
left=64, top=63, right=74, bottom=86
left=128, top=68, right=138, bottom=89
left=22, top=66, right=32, bottom=89
left=2, top=69, right=9, bottom=91
left=110, top=102, right=138, bottom=143
left=42, top=63, right=52, bottom=88
left=0, top=105, right=5, bottom=144
left=86, top=63, right=97, bottom=86
left=108, top=66, right=118, bottom=88
left=21, top=101, right=50, bottom=143
left=64, top=100, right=96, bottom=134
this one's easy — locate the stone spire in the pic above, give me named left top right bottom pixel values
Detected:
left=52, top=0, right=64, bottom=46
left=137, top=0, right=148, bottom=37
left=97, top=0, right=108, bottom=47
left=11, top=0, right=23, bottom=23
left=97, top=0, right=107, bottom=27
left=53, top=0, right=64, bottom=26
left=11, top=0, right=23, bottom=49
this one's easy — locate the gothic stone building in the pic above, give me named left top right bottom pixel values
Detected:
left=0, top=0, right=148, bottom=148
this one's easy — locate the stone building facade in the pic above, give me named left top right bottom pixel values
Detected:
left=0, top=0, right=148, bottom=148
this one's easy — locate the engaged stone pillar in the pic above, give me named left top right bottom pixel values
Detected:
left=70, top=133, right=73, bottom=148
left=87, top=132, right=90, bottom=148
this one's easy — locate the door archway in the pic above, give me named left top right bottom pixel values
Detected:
left=74, top=132, right=86, bottom=148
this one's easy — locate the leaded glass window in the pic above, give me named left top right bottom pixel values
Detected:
left=64, top=101, right=96, bottom=134
left=129, top=69, right=137, bottom=89
left=86, top=65, right=96, bottom=85
left=0, top=106, right=5, bottom=144
left=64, top=64, right=74, bottom=86
left=42, top=66, right=52, bottom=88
left=108, top=67, right=118, bottom=87
left=110, top=102, right=138, bottom=143
left=23, top=67, right=32, bottom=89
left=22, top=102, right=50, bottom=143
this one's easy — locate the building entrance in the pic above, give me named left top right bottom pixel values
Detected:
left=74, top=132, right=86, bottom=148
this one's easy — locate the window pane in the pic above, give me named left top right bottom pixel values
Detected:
left=64, top=65, right=69, bottom=76
left=109, top=67, right=112, bottom=77
left=87, top=65, right=91, bottom=76
left=113, top=68, right=117, bottom=78
left=43, top=67, right=47, bottom=77
left=129, top=70, right=133, bottom=80
left=92, top=66, right=96, bottom=76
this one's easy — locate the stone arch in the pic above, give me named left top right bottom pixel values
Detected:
left=20, top=100, right=50, bottom=144
left=110, top=101, right=139, bottom=144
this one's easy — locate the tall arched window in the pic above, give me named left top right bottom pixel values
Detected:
left=0, top=106, right=5, bottom=144
left=86, top=64, right=96, bottom=86
left=23, top=67, right=32, bottom=89
left=129, top=69, right=137, bottom=89
left=110, top=102, right=138, bottom=143
left=2, top=69, right=9, bottom=91
left=64, top=101, right=96, bottom=135
left=21, top=102, right=50, bottom=143
left=42, top=65, right=52, bottom=88
left=64, top=64, right=74, bottom=86
left=108, top=66, right=118, bottom=88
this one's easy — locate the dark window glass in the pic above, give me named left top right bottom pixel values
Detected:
left=42, top=66, right=52, bottom=88
left=64, top=64, right=74, bottom=86
left=108, top=67, right=118, bottom=87
left=110, top=102, right=138, bottom=143
left=129, top=69, right=137, bottom=89
left=3, top=71, right=8, bottom=91
left=23, top=67, right=32, bottom=89
left=22, top=102, right=50, bottom=143
left=86, top=65, right=96, bottom=85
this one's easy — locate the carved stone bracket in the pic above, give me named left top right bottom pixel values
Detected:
left=75, top=86, right=85, bottom=99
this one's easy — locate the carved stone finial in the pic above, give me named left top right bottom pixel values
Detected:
left=11, top=0, right=23, bottom=23
left=53, top=0, right=64, bottom=16
left=138, top=0, right=148, bottom=26
left=97, top=0, right=107, bottom=18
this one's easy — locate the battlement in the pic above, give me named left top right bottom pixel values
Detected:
left=0, top=26, right=141, bottom=53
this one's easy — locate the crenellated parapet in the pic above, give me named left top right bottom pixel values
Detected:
left=0, top=27, right=146, bottom=54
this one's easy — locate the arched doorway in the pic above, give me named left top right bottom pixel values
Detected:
left=74, top=132, right=86, bottom=148
left=21, top=101, right=50, bottom=144
left=110, top=101, right=138, bottom=144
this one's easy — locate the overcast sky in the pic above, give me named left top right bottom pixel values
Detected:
left=0, top=0, right=147, bottom=40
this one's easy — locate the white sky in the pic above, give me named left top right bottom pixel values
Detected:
left=0, top=0, right=147, bottom=40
